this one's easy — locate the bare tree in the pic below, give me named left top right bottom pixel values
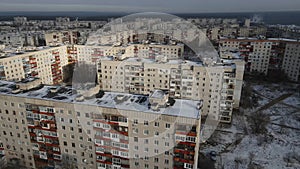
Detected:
left=248, top=111, right=270, bottom=135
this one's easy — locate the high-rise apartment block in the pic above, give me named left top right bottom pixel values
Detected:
left=0, top=43, right=243, bottom=123
left=97, top=56, right=244, bottom=123
left=0, top=39, right=244, bottom=169
left=219, top=38, right=300, bottom=81
left=0, top=80, right=202, bottom=169
left=45, top=31, right=79, bottom=46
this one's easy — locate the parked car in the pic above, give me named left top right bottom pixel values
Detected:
left=209, top=151, right=217, bottom=161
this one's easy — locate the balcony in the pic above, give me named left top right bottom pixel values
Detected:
left=174, top=148, right=195, bottom=155
left=174, top=144, right=195, bottom=152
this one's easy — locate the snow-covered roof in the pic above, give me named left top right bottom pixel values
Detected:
left=0, top=80, right=201, bottom=119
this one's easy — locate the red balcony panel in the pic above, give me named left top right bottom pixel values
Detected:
left=43, top=135, right=58, bottom=139
left=174, top=167, right=184, bottom=169
left=173, top=157, right=192, bottom=164
left=112, top=155, right=129, bottom=160
left=33, top=154, right=40, bottom=158
left=29, top=132, right=37, bottom=136
left=95, top=152, right=113, bottom=158
left=187, top=132, right=197, bottom=137
left=45, top=143, right=59, bottom=147
left=174, top=149, right=195, bottom=155
left=119, top=139, right=129, bottom=144
left=28, top=125, right=37, bottom=129
left=40, top=120, right=56, bottom=124
left=178, top=142, right=196, bottom=147
left=96, top=160, right=112, bottom=165
left=39, top=111, right=55, bottom=116
left=121, top=164, right=130, bottom=168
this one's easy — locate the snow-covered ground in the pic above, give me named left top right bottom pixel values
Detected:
left=252, top=84, right=286, bottom=99
left=283, top=94, right=300, bottom=108
left=200, top=83, right=300, bottom=169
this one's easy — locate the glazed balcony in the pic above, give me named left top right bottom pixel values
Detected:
left=174, top=145, right=195, bottom=152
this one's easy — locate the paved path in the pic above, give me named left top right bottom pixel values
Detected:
left=250, top=90, right=300, bottom=130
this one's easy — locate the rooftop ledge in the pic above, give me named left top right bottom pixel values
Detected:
left=0, top=80, right=202, bottom=119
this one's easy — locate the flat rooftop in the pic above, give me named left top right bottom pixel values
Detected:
left=0, top=80, right=201, bottom=119
left=103, top=55, right=204, bottom=66
left=0, top=46, right=58, bottom=58
left=220, top=37, right=300, bottom=43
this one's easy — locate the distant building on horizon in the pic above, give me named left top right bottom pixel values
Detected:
left=219, top=37, right=300, bottom=82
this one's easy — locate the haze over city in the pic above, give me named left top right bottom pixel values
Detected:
left=0, top=1, right=299, bottom=169
left=0, top=0, right=300, bottom=13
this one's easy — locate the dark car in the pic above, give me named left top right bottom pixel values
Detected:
left=209, top=151, right=217, bottom=161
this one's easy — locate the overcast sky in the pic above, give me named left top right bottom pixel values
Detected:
left=0, top=0, right=299, bottom=13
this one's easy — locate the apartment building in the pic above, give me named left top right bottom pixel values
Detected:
left=97, top=55, right=244, bottom=123
left=0, top=32, right=26, bottom=47
left=13, top=17, right=28, bottom=25
left=0, top=46, right=70, bottom=85
left=0, top=41, right=243, bottom=123
left=0, top=80, right=202, bottom=169
left=76, top=43, right=184, bottom=63
left=282, top=42, right=300, bottom=82
left=219, top=38, right=300, bottom=81
left=45, top=31, right=79, bottom=46
left=0, top=43, right=183, bottom=85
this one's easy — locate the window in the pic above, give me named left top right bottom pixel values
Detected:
left=154, top=122, right=159, bottom=127
left=112, top=158, right=121, bottom=164
left=143, top=130, right=149, bottom=135
left=133, top=119, right=138, bottom=124
left=134, top=137, right=138, bottom=142
left=166, top=123, right=170, bottom=128
left=134, top=146, right=138, bottom=150
left=186, top=136, right=196, bottom=142
left=184, top=163, right=193, bottom=168
left=144, top=120, right=148, bottom=125
left=118, top=116, right=127, bottom=123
